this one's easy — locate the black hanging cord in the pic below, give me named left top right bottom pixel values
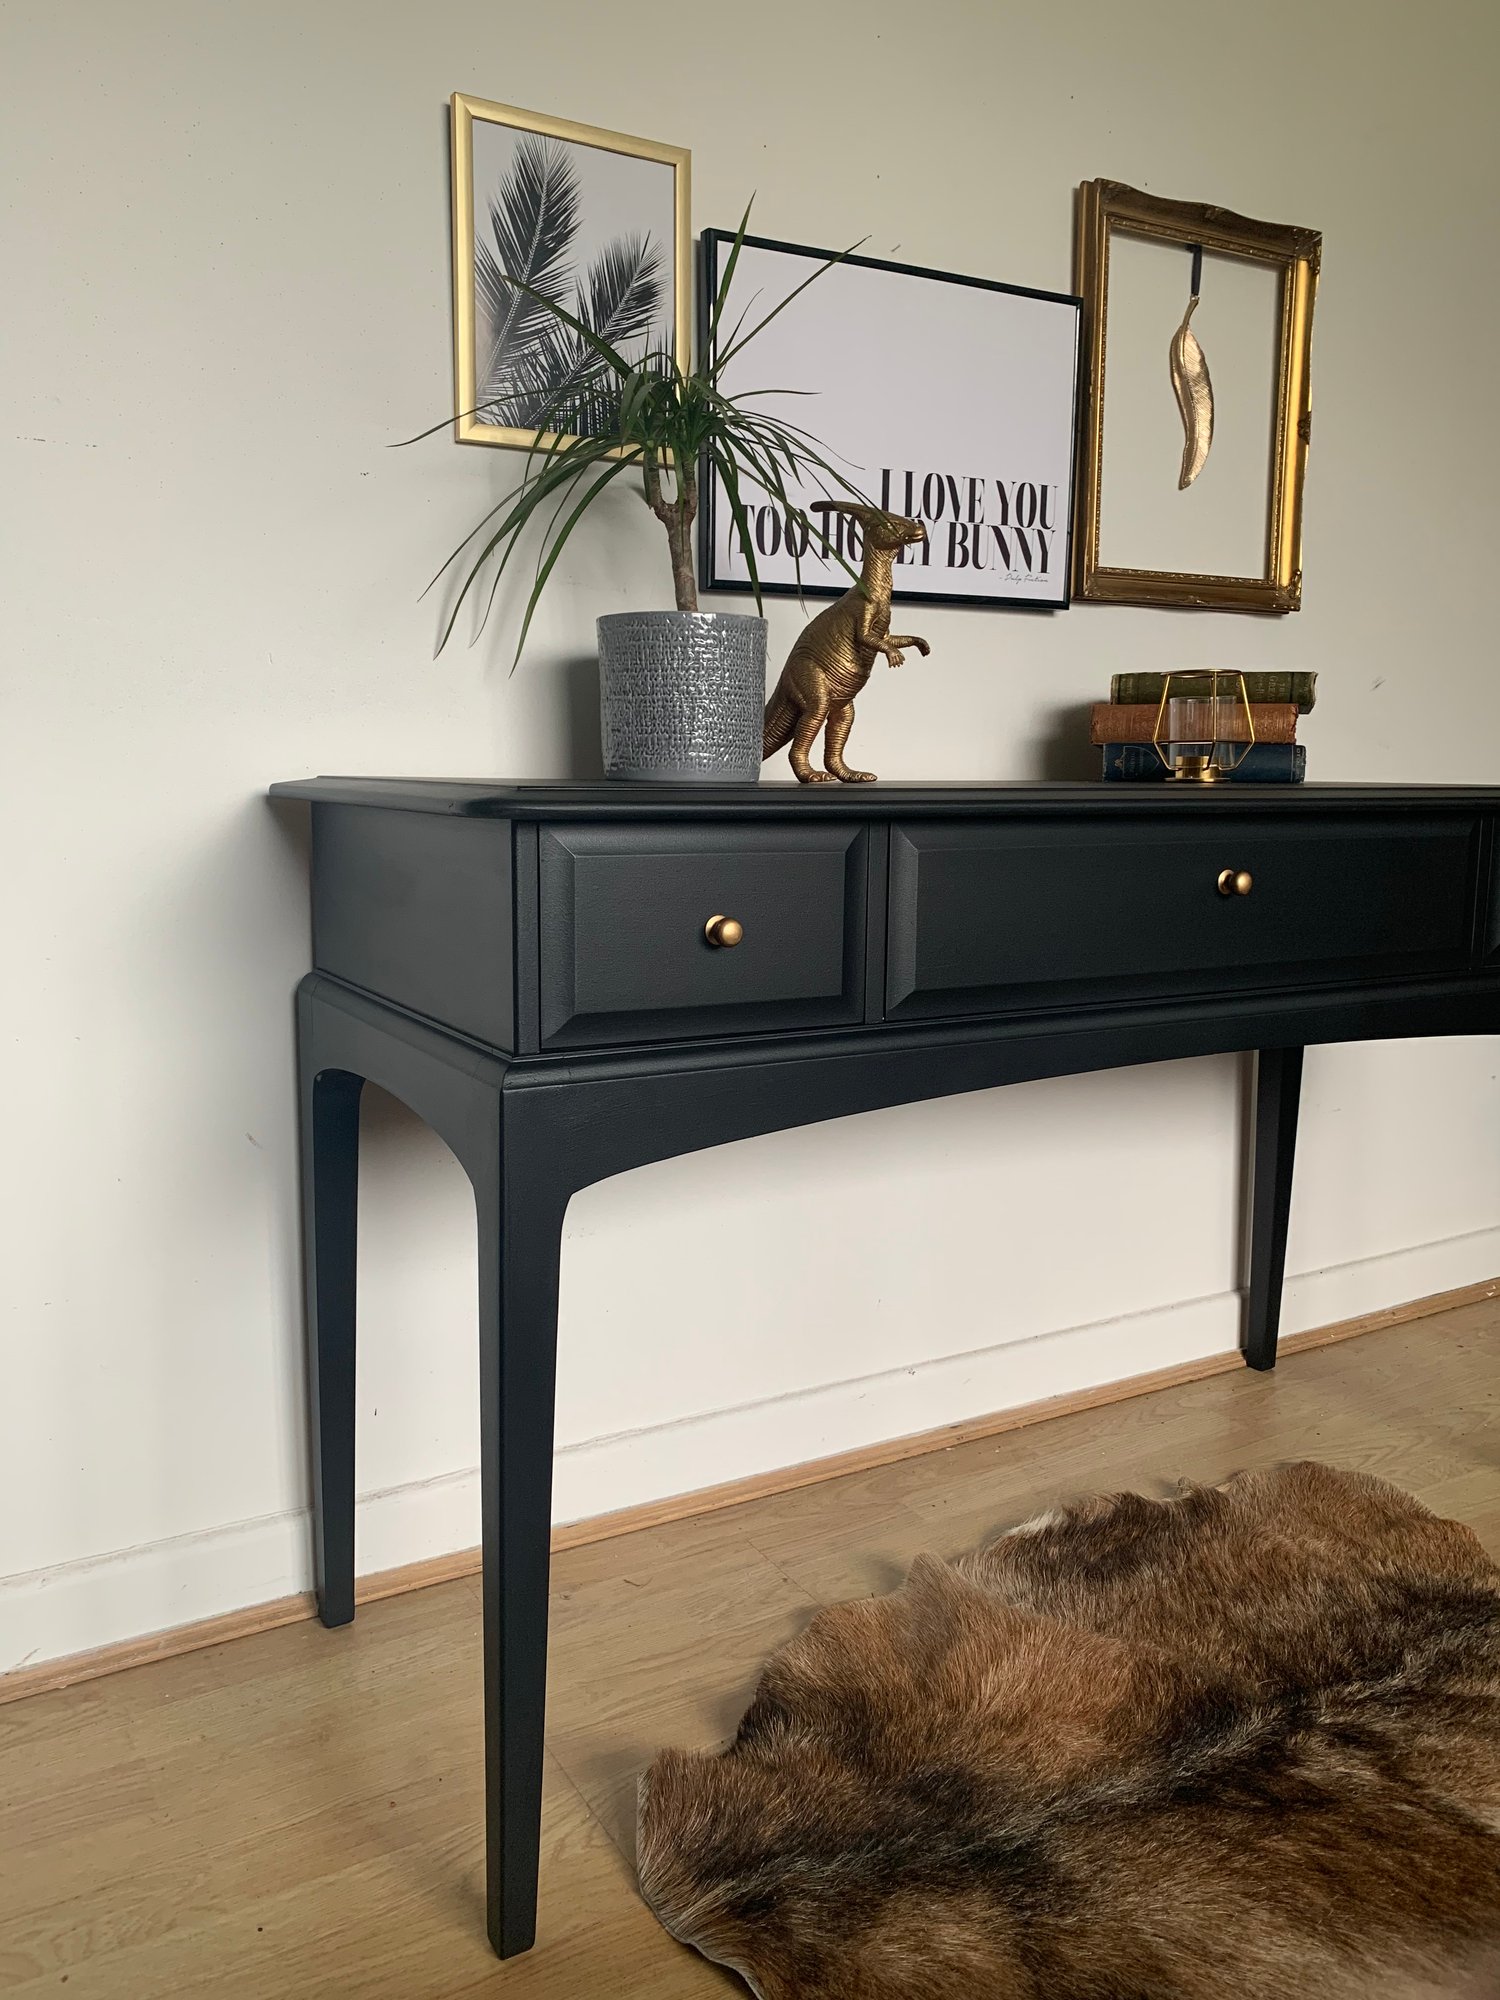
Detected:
left=1189, top=243, right=1203, bottom=298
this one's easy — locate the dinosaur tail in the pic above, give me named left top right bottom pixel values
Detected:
left=762, top=688, right=796, bottom=758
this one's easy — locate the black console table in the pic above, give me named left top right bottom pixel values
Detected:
left=269, top=777, right=1500, bottom=1958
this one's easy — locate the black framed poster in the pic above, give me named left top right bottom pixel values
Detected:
left=699, top=230, right=1083, bottom=609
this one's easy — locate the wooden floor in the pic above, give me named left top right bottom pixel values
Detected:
left=4, top=1300, right=1499, bottom=1998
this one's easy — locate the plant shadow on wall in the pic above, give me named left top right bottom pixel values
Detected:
left=560, top=653, right=606, bottom=779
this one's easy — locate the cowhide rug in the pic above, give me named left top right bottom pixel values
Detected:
left=638, top=1463, right=1500, bottom=1999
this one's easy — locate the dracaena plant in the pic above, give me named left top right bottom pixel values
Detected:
left=414, top=203, right=869, bottom=663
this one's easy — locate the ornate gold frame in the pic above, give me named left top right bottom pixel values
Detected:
left=450, top=93, right=692, bottom=453
left=1073, top=180, right=1320, bottom=612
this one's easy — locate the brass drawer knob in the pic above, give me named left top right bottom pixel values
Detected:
left=704, top=913, right=744, bottom=948
left=1217, top=868, right=1254, bottom=898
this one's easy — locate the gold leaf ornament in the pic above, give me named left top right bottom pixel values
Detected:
left=1170, top=293, right=1213, bottom=489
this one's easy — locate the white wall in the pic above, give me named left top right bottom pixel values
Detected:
left=4, top=0, right=1499, bottom=1672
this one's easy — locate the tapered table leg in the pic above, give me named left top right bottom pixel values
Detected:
left=294, top=975, right=563, bottom=1954
left=474, top=1146, right=565, bottom=1959
left=298, top=998, right=364, bottom=1629
left=1243, top=1045, right=1304, bottom=1373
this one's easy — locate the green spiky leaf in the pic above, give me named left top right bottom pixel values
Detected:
left=402, top=193, right=879, bottom=658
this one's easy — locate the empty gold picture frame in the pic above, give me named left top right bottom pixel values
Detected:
left=1074, top=179, right=1320, bottom=612
left=450, top=93, right=691, bottom=452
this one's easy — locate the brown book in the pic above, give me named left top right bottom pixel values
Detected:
left=1090, top=701, right=1299, bottom=746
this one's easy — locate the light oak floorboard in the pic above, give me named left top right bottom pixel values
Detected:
left=2, top=1303, right=1497, bottom=1996
left=12, top=1279, right=1494, bottom=1713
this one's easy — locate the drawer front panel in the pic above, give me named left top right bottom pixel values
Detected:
left=887, top=815, right=1480, bottom=1021
left=539, top=822, right=868, bottom=1048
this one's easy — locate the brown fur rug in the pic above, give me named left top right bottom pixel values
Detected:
left=638, top=1463, right=1500, bottom=1998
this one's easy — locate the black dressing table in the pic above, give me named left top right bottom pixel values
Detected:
left=269, top=777, right=1500, bottom=1957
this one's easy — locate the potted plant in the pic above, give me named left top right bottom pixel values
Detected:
left=424, top=212, right=868, bottom=783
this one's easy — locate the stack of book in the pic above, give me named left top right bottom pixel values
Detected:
left=1093, top=672, right=1316, bottom=784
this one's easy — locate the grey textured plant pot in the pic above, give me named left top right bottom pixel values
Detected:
left=597, top=611, right=768, bottom=783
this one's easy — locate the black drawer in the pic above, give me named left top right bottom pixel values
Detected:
left=538, top=822, right=868, bottom=1048
left=886, top=814, right=1481, bottom=1020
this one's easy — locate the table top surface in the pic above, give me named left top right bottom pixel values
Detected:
left=270, top=776, right=1500, bottom=819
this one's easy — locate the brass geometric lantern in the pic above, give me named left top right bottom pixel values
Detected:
left=1151, top=669, right=1256, bottom=783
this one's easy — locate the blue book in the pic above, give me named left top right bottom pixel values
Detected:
left=1100, top=742, right=1306, bottom=784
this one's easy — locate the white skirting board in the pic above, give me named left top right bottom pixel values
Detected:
left=5, top=1223, right=1498, bottom=1679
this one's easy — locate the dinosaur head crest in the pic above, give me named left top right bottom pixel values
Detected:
left=808, top=501, right=926, bottom=552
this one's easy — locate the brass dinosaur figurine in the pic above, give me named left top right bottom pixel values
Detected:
left=762, top=502, right=930, bottom=783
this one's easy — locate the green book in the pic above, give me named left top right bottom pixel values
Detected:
left=1108, top=671, right=1318, bottom=714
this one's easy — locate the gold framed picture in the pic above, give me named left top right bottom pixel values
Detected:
left=449, top=93, right=691, bottom=452
left=1073, top=179, right=1319, bottom=612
